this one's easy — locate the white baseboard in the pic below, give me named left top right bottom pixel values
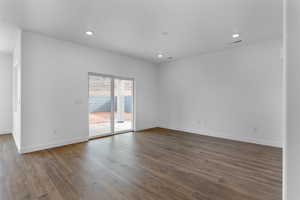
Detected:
left=0, top=129, right=12, bottom=135
left=159, top=126, right=282, bottom=148
left=18, top=125, right=281, bottom=153
left=20, top=137, right=89, bottom=154
left=19, top=126, right=157, bottom=154
left=135, top=127, right=158, bottom=132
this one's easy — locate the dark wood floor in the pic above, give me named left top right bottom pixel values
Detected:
left=0, top=128, right=282, bottom=200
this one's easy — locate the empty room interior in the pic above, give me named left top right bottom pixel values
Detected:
left=1, top=0, right=300, bottom=199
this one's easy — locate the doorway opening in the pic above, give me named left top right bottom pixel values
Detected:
left=88, top=73, right=134, bottom=138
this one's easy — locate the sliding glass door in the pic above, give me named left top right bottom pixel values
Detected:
left=88, top=75, right=113, bottom=137
left=88, top=73, right=134, bottom=138
left=114, top=78, right=134, bottom=132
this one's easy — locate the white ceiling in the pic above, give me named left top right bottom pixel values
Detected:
left=0, top=0, right=282, bottom=63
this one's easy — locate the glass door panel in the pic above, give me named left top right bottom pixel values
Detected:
left=89, top=75, right=113, bottom=137
left=114, top=79, right=134, bottom=132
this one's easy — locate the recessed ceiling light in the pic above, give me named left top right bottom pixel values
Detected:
left=232, top=33, right=240, bottom=38
left=85, top=31, right=94, bottom=36
left=157, top=53, right=163, bottom=58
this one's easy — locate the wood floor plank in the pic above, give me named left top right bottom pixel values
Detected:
left=0, top=128, right=282, bottom=200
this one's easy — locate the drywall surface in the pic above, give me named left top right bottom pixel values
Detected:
left=12, top=30, right=22, bottom=151
left=158, top=40, right=283, bottom=147
left=0, top=53, right=12, bottom=134
left=20, top=31, right=158, bottom=152
left=286, top=0, right=300, bottom=199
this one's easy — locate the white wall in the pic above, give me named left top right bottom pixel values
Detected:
left=16, top=31, right=284, bottom=154
left=0, top=53, right=12, bottom=134
left=286, top=0, right=300, bottom=199
left=158, top=40, right=283, bottom=147
left=20, top=31, right=158, bottom=153
left=12, top=29, right=22, bottom=151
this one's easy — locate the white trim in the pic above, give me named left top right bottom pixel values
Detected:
left=19, top=137, right=89, bottom=154
left=88, top=72, right=134, bottom=81
left=0, top=129, right=12, bottom=135
left=135, top=127, right=157, bottom=132
left=115, top=129, right=134, bottom=134
left=111, top=77, right=115, bottom=133
left=159, top=126, right=282, bottom=148
left=89, top=132, right=113, bottom=139
left=282, top=0, right=287, bottom=199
